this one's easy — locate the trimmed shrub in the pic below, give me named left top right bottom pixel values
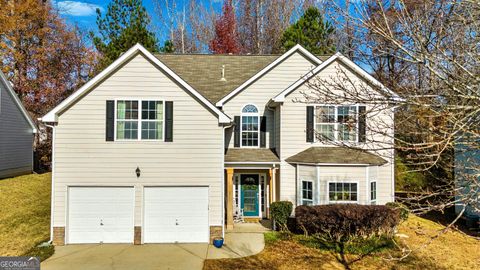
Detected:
left=270, top=201, right=293, bottom=231
left=295, top=204, right=400, bottom=242
left=386, top=202, right=409, bottom=221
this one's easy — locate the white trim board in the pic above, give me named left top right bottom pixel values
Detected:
left=0, top=70, right=37, bottom=133
left=272, top=52, right=403, bottom=103
left=41, top=43, right=231, bottom=124
left=215, top=44, right=323, bottom=107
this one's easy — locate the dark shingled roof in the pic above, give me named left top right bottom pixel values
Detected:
left=155, top=54, right=331, bottom=103
left=285, top=147, right=387, bottom=165
left=225, top=148, right=280, bottom=163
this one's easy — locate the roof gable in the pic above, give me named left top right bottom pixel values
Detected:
left=273, top=52, right=403, bottom=103
left=215, top=44, right=325, bottom=106
left=0, top=71, right=37, bottom=133
left=42, top=44, right=231, bottom=124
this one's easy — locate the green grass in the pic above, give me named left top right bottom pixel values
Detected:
left=0, top=173, right=53, bottom=259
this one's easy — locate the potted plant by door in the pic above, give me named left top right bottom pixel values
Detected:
left=213, top=237, right=224, bottom=248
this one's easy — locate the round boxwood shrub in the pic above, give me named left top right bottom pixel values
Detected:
left=270, top=201, right=293, bottom=231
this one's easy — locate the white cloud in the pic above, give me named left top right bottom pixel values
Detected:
left=54, top=1, right=103, bottom=17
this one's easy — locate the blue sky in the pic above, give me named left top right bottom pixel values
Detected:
left=53, top=0, right=222, bottom=42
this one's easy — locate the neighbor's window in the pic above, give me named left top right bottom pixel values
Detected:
left=116, top=100, right=164, bottom=140
left=315, top=105, right=358, bottom=142
left=241, top=104, right=259, bottom=147
left=329, top=182, right=358, bottom=202
left=302, top=180, right=313, bottom=205
left=370, top=181, right=377, bottom=204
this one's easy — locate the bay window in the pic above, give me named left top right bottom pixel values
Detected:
left=328, top=182, right=358, bottom=202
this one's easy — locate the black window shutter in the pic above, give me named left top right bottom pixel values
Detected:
left=306, top=106, right=314, bottom=142
left=234, top=116, right=240, bottom=147
left=106, top=100, right=115, bottom=141
left=260, top=116, right=267, bottom=148
left=358, top=106, right=366, bottom=142
left=165, top=101, right=173, bottom=142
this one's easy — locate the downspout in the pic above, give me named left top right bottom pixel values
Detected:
left=221, top=122, right=234, bottom=238
left=44, top=122, right=56, bottom=244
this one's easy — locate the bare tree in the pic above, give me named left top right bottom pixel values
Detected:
left=303, top=0, right=479, bottom=239
left=153, top=0, right=216, bottom=53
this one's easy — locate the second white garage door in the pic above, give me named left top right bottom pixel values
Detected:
left=144, top=187, right=209, bottom=243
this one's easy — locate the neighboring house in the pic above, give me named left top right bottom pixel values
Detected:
left=0, top=71, right=37, bottom=178
left=454, top=140, right=480, bottom=224
left=41, top=44, right=400, bottom=246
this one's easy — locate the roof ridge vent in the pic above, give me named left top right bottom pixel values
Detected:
left=219, top=65, right=227, bottom=81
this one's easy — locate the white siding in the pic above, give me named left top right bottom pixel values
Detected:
left=280, top=60, right=395, bottom=206
left=53, top=53, right=224, bottom=228
left=0, top=79, right=33, bottom=178
left=223, top=52, right=316, bottom=149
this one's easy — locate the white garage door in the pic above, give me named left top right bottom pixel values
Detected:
left=68, top=187, right=134, bottom=244
left=144, top=187, right=209, bottom=243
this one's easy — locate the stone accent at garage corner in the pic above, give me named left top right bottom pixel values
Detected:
left=53, top=227, right=65, bottom=246
left=209, top=226, right=222, bottom=243
left=134, top=226, right=141, bottom=245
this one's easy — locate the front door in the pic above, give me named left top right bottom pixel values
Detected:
left=241, top=174, right=259, bottom=217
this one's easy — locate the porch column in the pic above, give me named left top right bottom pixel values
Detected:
left=268, top=168, right=276, bottom=218
left=226, top=168, right=234, bottom=230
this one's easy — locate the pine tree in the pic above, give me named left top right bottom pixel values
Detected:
left=280, top=7, right=336, bottom=54
left=160, top=40, right=175, bottom=53
left=209, top=0, right=241, bottom=54
left=93, top=0, right=158, bottom=68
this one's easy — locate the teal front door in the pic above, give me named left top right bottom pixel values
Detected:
left=240, top=174, right=259, bottom=217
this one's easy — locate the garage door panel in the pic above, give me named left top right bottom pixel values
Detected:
left=144, top=187, right=209, bottom=243
left=68, top=187, right=134, bottom=244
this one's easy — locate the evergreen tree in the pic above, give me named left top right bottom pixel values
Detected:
left=93, top=0, right=158, bottom=68
left=160, top=40, right=175, bottom=53
left=280, top=7, right=335, bottom=54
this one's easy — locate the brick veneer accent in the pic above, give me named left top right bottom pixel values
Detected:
left=209, top=226, right=223, bottom=243
left=53, top=227, right=65, bottom=246
left=134, top=226, right=142, bottom=245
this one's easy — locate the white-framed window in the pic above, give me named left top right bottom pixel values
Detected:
left=328, top=182, right=358, bottom=202
left=370, top=181, right=377, bottom=204
left=301, top=180, right=313, bottom=205
left=241, top=104, right=259, bottom=147
left=115, top=99, right=164, bottom=141
left=315, top=105, right=359, bottom=142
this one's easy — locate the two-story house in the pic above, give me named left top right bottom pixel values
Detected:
left=41, top=44, right=400, bottom=246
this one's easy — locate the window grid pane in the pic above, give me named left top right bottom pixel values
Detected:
left=329, top=182, right=358, bottom=202
left=302, top=181, right=313, bottom=205
left=315, top=105, right=359, bottom=142
left=241, top=115, right=259, bottom=147
left=141, top=101, right=163, bottom=140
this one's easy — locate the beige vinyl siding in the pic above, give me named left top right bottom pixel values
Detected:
left=223, top=52, right=317, bottom=149
left=0, top=80, right=33, bottom=178
left=280, top=60, right=394, bottom=205
left=53, top=53, right=223, bottom=227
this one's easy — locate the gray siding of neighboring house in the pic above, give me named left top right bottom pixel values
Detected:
left=52, top=53, right=224, bottom=228
left=281, top=60, right=395, bottom=206
left=0, top=79, right=34, bottom=178
left=454, top=144, right=480, bottom=218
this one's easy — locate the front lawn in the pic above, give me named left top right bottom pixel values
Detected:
left=0, top=173, right=52, bottom=259
left=204, top=215, right=480, bottom=270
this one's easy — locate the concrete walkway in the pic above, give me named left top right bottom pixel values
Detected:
left=42, top=223, right=268, bottom=270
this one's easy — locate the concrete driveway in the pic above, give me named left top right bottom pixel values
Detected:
left=41, top=244, right=208, bottom=270
left=42, top=224, right=267, bottom=270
